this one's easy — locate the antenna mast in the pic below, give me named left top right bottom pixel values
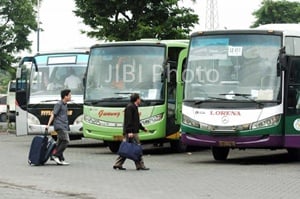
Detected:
left=205, top=0, right=219, bottom=30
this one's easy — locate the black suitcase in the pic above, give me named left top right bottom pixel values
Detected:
left=42, top=137, right=56, bottom=164
left=28, top=131, right=56, bottom=166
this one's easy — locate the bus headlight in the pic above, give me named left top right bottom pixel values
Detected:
left=251, top=115, right=281, bottom=130
left=182, top=114, right=200, bottom=128
left=182, top=114, right=213, bottom=130
left=74, top=114, right=84, bottom=125
left=141, top=113, right=163, bottom=125
left=28, top=113, right=40, bottom=125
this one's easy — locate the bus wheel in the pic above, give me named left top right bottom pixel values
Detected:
left=287, top=148, right=300, bottom=161
left=170, top=140, right=187, bottom=153
left=107, top=141, right=121, bottom=153
left=0, top=113, right=7, bottom=122
left=212, top=147, right=229, bottom=161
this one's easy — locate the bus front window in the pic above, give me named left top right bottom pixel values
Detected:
left=86, top=46, right=165, bottom=101
left=30, top=65, right=85, bottom=97
left=185, top=34, right=281, bottom=102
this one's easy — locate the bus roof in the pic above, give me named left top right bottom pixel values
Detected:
left=34, top=52, right=89, bottom=65
left=35, top=49, right=89, bottom=56
left=90, top=39, right=189, bottom=49
left=255, top=23, right=300, bottom=36
left=191, top=23, right=300, bottom=37
left=19, top=50, right=89, bottom=66
left=20, top=49, right=89, bottom=61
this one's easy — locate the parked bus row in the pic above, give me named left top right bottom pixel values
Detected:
left=15, top=24, right=300, bottom=160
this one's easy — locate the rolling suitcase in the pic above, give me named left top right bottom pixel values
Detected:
left=28, top=130, right=56, bottom=166
left=42, top=137, right=56, bottom=164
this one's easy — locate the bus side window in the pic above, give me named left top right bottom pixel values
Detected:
left=167, top=60, right=177, bottom=101
left=167, top=47, right=185, bottom=101
left=288, top=60, right=300, bottom=110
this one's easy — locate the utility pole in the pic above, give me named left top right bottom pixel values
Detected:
left=36, top=0, right=41, bottom=53
left=205, top=0, right=219, bottom=30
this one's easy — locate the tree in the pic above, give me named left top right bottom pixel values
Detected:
left=251, top=0, right=300, bottom=28
left=74, top=0, right=199, bottom=41
left=0, top=0, right=38, bottom=79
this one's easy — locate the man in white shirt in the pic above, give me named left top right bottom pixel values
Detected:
left=64, top=68, right=82, bottom=89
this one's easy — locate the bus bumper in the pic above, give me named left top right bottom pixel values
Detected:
left=181, top=133, right=283, bottom=148
left=28, top=124, right=83, bottom=136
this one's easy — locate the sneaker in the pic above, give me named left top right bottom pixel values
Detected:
left=52, top=156, right=62, bottom=165
left=61, top=161, right=70, bottom=165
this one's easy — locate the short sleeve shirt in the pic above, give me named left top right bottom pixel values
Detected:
left=53, top=100, right=69, bottom=131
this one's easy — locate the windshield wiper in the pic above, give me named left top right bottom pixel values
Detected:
left=85, top=97, right=128, bottom=105
left=94, top=97, right=129, bottom=102
left=219, top=93, right=264, bottom=107
left=194, top=96, right=230, bottom=105
left=114, top=92, right=139, bottom=95
left=39, top=99, right=60, bottom=103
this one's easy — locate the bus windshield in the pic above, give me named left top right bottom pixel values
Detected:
left=29, top=54, right=87, bottom=103
left=185, top=34, right=281, bottom=102
left=85, top=45, right=165, bottom=101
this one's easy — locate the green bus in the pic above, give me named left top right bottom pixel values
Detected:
left=83, top=39, right=188, bottom=152
left=181, top=24, right=300, bottom=160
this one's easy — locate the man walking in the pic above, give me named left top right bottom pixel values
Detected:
left=113, top=93, right=149, bottom=170
left=46, top=89, right=71, bottom=165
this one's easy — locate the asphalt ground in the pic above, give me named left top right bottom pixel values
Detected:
left=1, top=126, right=300, bottom=199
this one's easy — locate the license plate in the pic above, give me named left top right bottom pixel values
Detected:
left=113, top=135, right=124, bottom=141
left=218, top=141, right=236, bottom=147
left=51, top=131, right=58, bottom=136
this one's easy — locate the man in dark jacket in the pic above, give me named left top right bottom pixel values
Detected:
left=113, top=93, right=149, bottom=170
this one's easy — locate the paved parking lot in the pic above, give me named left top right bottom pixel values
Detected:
left=1, top=129, right=300, bottom=199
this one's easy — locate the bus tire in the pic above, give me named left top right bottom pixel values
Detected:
left=107, top=141, right=121, bottom=153
left=0, top=113, right=7, bottom=122
left=287, top=148, right=300, bottom=161
left=212, top=147, right=229, bottom=161
left=170, top=139, right=187, bottom=153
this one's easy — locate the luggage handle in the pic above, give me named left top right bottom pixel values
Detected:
left=44, top=128, right=49, bottom=136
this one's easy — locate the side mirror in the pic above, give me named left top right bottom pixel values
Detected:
left=82, top=72, right=86, bottom=88
left=16, top=90, right=27, bottom=109
left=277, top=47, right=287, bottom=76
left=19, top=56, right=38, bottom=72
left=279, top=53, right=287, bottom=68
left=161, top=61, right=169, bottom=82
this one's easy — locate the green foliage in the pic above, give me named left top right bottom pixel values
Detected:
left=0, top=69, right=12, bottom=93
left=74, top=0, right=199, bottom=41
left=251, top=0, right=300, bottom=28
left=0, top=0, right=37, bottom=81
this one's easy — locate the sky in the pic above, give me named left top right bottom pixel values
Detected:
left=29, top=0, right=265, bottom=53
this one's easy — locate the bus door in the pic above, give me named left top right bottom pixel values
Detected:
left=284, top=56, right=300, bottom=147
left=15, top=57, right=36, bottom=136
left=166, top=47, right=187, bottom=137
left=176, top=49, right=187, bottom=124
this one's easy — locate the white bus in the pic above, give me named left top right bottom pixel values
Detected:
left=15, top=50, right=89, bottom=137
left=6, top=80, right=16, bottom=123
left=181, top=24, right=300, bottom=160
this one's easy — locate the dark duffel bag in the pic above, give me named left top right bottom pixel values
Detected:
left=117, top=140, right=143, bottom=161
